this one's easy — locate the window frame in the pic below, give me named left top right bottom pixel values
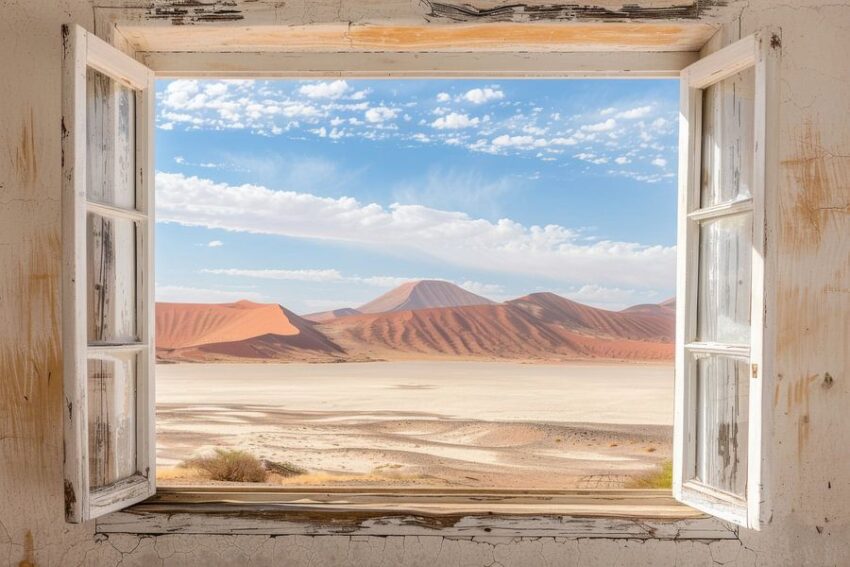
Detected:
left=63, top=21, right=778, bottom=531
left=673, top=31, right=779, bottom=529
left=62, top=24, right=156, bottom=523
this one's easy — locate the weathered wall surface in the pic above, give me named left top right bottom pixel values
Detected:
left=1, top=0, right=848, bottom=565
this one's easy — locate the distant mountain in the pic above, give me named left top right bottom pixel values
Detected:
left=155, top=293, right=674, bottom=363
left=302, top=307, right=361, bottom=323
left=357, top=280, right=494, bottom=314
left=156, top=300, right=345, bottom=362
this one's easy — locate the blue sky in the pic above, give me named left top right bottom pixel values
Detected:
left=154, top=79, right=679, bottom=314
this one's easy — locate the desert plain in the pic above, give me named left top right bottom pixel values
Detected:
left=156, top=360, right=673, bottom=489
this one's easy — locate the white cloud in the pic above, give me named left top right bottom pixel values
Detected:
left=614, top=156, right=631, bottom=165
left=298, top=80, right=351, bottom=99
left=574, top=153, right=609, bottom=165
left=563, top=284, right=664, bottom=311
left=463, top=88, right=504, bottom=104
left=203, top=268, right=421, bottom=289
left=156, top=172, right=675, bottom=289
left=652, top=157, right=668, bottom=168
left=155, top=284, right=264, bottom=303
left=617, top=105, right=653, bottom=119
left=207, top=240, right=224, bottom=248
left=431, top=112, right=480, bottom=130
left=203, top=268, right=344, bottom=282
left=458, top=281, right=505, bottom=297
left=581, top=118, right=617, bottom=132
left=364, top=106, right=399, bottom=123
left=436, top=92, right=451, bottom=102
left=491, top=135, right=545, bottom=149
left=600, top=107, right=617, bottom=116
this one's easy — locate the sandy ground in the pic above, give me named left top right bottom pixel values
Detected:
left=156, top=361, right=673, bottom=489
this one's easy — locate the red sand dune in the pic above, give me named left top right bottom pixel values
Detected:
left=508, top=292, right=674, bottom=342
left=358, top=280, right=494, bottom=314
left=155, top=286, right=675, bottom=363
left=302, top=307, right=361, bottom=323
left=323, top=294, right=674, bottom=362
left=156, top=300, right=344, bottom=362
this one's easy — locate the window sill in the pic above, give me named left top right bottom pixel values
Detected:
left=96, top=488, right=737, bottom=539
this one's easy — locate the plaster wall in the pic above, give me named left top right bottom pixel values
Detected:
left=0, top=1, right=848, bottom=565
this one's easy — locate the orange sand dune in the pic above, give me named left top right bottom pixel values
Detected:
left=156, top=288, right=674, bottom=363
left=156, top=300, right=344, bottom=362
left=302, top=307, right=361, bottom=323
left=358, top=279, right=494, bottom=314
left=509, top=292, right=674, bottom=342
left=322, top=294, right=674, bottom=362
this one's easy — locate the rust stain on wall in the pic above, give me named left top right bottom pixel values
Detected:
left=11, top=108, right=37, bottom=187
left=421, top=1, right=729, bottom=22
left=0, top=231, right=61, bottom=459
left=781, top=121, right=850, bottom=249
left=17, top=530, right=35, bottom=567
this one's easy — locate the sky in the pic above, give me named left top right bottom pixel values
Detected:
left=154, top=78, right=679, bottom=314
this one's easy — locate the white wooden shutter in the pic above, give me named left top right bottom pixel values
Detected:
left=673, top=31, right=779, bottom=529
left=62, top=24, right=156, bottom=523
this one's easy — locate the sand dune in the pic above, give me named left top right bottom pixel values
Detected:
left=509, top=292, right=674, bottom=342
left=302, top=307, right=361, bottom=323
left=358, top=279, right=494, bottom=314
left=323, top=300, right=673, bottom=362
left=155, top=285, right=674, bottom=363
left=156, top=300, right=344, bottom=362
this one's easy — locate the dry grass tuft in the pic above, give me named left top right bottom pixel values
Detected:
left=626, top=459, right=673, bottom=489
left=185, top=449, right=268, bottom=482
left=262, top=459, right=308, bottom=478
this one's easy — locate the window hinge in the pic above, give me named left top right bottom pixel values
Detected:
left=751, top=363, right=759, bottom=379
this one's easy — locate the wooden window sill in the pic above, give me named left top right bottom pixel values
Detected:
left=96, top=488, right=737, bottom=539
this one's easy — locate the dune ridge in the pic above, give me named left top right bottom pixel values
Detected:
left=358, top=279, right=495, bottom=314
left=156, top=300, right=344, bottom=362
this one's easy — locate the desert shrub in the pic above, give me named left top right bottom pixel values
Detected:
left=185, top=449, right=268, bottom=482
left=626, top=459, right=673, bottom=489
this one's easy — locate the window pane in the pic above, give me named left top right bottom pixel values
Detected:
left=86, top=68, right=136, bottom=209
left=700, top=67, right=755, bottom=208
left=87, top=213, right=138, bottom=344
left=695, top=355, right=749, bottom=497
left=697, top=213, right=752, bottom=344
left=88, top=353, right=137, bottom=489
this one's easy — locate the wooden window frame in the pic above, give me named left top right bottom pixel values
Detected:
left=673, top=31, right=779, bottom=529
left=62, top=21, right=778, bottom=533
left=62, top=24, right=156, bottom=523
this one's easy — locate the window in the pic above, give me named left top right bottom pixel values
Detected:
left=62, top=25, right=777, bottom=528
left=61, top=25, right=155, bottom=522
left=673, top=33, right=778, bottom=529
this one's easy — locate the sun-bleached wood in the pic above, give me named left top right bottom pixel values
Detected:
left=97, top=489, right=736, bottom=538
left=141, top=51, right=697, bottom=79
left=673, top=31, right=779, bottom=530
left=62, top=24, right=156, bottom=523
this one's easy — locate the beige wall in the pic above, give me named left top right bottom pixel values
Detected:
left=1, top=1, right=848, bottom=565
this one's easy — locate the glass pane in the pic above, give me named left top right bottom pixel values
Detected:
left=700, top=67, right=755, bottom=208
left=695, top=355, right=749, bottom=497
left=697, top=213, right=752, bottom=344
left=87, top=213, right=138, bottom=344
left=87, top=68, right=136, bottom=209
left=88, top=353, right=137, bottom=489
